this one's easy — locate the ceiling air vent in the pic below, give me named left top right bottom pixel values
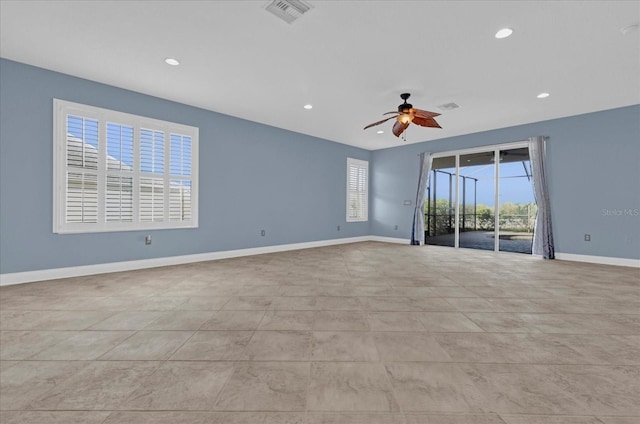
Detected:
left=265, top=0, right=312, bottom=24
left=438, top=102, right=460, bottom=111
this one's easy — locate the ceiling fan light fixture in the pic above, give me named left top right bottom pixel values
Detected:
left=398, top=114, right=413, bottom=124
left=495, top=28, right=513, bottom=39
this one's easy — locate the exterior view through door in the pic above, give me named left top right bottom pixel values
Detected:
left=425, top=142, right=537, bottom=254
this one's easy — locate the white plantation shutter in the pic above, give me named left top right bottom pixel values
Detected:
left=346, top=158, right=368, bottom=222
left=169, top=134, right=192, bottom=222
left=105, top=123, right=134, bottom=222
left=53, top=99, right=198, bottom=233
left=140, top=177, right=164, bottom=222
left=65, top=115, right=99, bottom=224
left=106, top=176, right=133, bottom=222
left=66, top=172, right=98, bottom=223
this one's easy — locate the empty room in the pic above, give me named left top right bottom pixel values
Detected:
left=0, top=1, right=639, bottom=423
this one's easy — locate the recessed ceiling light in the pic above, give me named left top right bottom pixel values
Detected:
left=376, top=130, right=384, bottom=134
left=303, top=104, right=313, bottom=110
left=164, top=58, right=180, bottom=66
left=537, top=92, right=550, bottom=99
left=495, top=28, right=513, bottom=39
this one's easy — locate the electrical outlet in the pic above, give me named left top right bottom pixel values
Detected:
left=394, top=225, right=398, bottom=230
left=145, top=235, right=152, bottom=245
left=261, top=230, right=266, bottom=236
left=584, top=234, right=591, bottom=242
left=337, top=225, right=340, bottom=231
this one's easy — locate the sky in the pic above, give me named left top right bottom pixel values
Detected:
left=431, top=161, right=535, bottom=207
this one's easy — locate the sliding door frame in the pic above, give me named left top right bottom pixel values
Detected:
left=430, top=140, right=529, bottom=252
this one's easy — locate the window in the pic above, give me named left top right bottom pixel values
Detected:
left=346, top=157, right=368, bottom=222
left=53, top=99, right=198, bottom=233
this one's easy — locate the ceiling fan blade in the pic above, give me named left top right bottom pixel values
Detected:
left=392, top=120, right=410, bottom=137
left=412, top=108, right=441, bottom=119
left=363, top=115, right=398, bottom=130
left=412, top=116, right=442, bottom=129
left=383, top=111, right=400, bottom=116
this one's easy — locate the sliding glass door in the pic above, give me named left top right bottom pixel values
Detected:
left=425, top=156, right=456, bottom=247
left=497, top=147, right=536, bottom=253
left=425, top=142, right=536, bottom=254
left=458, top=152, right=495, bottom=251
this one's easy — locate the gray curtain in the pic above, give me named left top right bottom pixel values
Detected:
left=528, top=136, right=555, bottom=259
left=411, top=152, right=433, bottom=245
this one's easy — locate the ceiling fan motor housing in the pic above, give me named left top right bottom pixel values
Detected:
left=398, top=93, right=412, bottom=113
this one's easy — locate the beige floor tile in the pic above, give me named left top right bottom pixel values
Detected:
left=462, top=363, right=588, bottom=415
left=200, top=310, right=266, bottom=330
left=214, top=362, right=309, bottom=411
left=222, top=296, right=273, bottom=310
left=0, top=361, right=19, bottom=372
left=466, top=313, right=541, bottom=333
left=170, top=331, right=252, bottom=360
left=596, top=418, right=640, bottom=424
left=175, top=296, right=231, bottom=310
left=0, top=411, right=111, bottom=424
left=142, top=311, right=215, bottom=330
left=31, top=331, right=134, bottom=360
left=366, top=312, right=425, bottom=331
left=313, top=311, right=369, bottom=331
left=519, top=314, right=640, bottom=335
left=268, top=296, right=317, bottom=310
left=417, top=312, right=484, bottom=332
left=312, top=331, right=379, bottom=361
left=543, top=365, right=640, bottom=416
left=3, top=242, right=639, bottom=418
left=241, top=330, right=312, bottom=360
left=315, top=296, right=363, bottom=310
left=307, top=363, right=399, bottom=412
left=0, top=330, right=74, bottom=360
left=121, top=362, right=235, bottom=410
left=444, top=298, right=506, bottom=312
left=0, top=361, right=89, bottom=410
left=404, top=414, right=507, bottom=423
left=361, top=296, right=423, bottom=312
left=499, top=415, right=603, bottom=423
left=26, top=361, right=160, bottom=410
left=99, top=331, right=193, bottom=360
left=88, top=311, right=166, bottom=330
left=208, top=412, right=307, bottom=423
left=0, top=310, right=113, bottom=330
left=307, top=413, right=406, bottom=423
left=259, top=310, right=315, bottom=330
left=103, top=411, right=211, bottom=423
left=373, top=332, right=451, bottom=362
left=385, top=363, right=487, bottom=412
left=428, top=287, right=483, bottom=298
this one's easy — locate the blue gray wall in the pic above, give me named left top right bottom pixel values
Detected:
left=0, top=59, right=370, bottom=274
left=2, top=59, right=638, bottom=274
left=371, top=105, right=640, bottom=260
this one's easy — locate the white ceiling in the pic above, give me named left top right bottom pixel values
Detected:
left=1, top=0, right=638, bottom=150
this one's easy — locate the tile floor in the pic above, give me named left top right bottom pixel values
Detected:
left=0, top=242, right=638, bottom=423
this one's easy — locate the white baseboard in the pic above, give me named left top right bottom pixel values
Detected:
left=0, top=236, right=372, bottom=286
left=369, top=236, right=410, bottom=244
left=555, top=253, right=640, bottom=268
left=3, top=238, right=636, bottom=286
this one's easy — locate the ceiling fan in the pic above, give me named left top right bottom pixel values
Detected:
left=364, top=93, right=442, bottom=138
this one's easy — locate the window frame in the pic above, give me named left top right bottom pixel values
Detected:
left=53, top=99, right=199, bottom=234
left=346, top=157, right=369, bottom=222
